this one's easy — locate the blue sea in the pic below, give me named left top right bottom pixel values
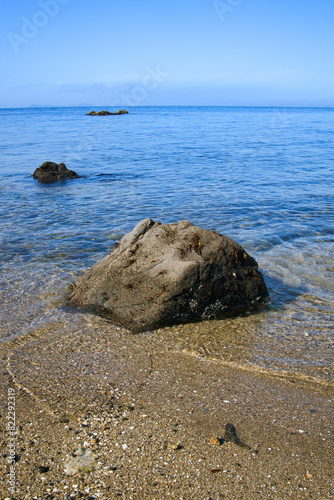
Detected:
left=0, top=106, right=333, bottom=384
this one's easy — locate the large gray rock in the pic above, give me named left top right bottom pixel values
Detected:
left=69, top=219, right=270, bottom=331
left=33, top=162, right=80, bottom=183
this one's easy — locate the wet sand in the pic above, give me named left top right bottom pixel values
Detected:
left=0, top=317, right=333, bottom=500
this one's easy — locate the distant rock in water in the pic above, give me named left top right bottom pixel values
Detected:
left=69, top=219, right=270, bottom=332
left=33, top=162, right=80, bottom=183
left=86, top=109, right=129, bottom=116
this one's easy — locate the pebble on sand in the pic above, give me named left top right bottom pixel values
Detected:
left=64, top=447, right=97, bottom=475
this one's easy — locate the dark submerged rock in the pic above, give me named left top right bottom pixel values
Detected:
left=223, top=423, right=252, bottom=450
left=86, top=110, right=111, bottom=115
left=69, top=219, right=270, bottom=332
left=86, top=109, right=128, bottom=116
left=114, top=109, right=129, bottom=115
left=33, top=162, right=80, bottom=183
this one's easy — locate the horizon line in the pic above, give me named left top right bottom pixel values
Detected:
left=1, top=104, right=334, bottom=110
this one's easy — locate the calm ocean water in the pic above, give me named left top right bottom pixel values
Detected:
left=0, top=106, right=333, bottom=383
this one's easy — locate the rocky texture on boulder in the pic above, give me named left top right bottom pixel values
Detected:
left=33, top=162, right=80, bottom=183
left=86, top=109, right=129, bottom=116
left=69, top=219, right=269, bottom=331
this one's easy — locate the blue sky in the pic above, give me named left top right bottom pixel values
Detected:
left=1, top=0, right=333, bottom=107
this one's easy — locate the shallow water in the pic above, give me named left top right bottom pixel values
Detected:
left=0, top=106, right=333, bottom=383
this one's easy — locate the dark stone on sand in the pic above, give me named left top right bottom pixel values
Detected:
left=86, top=109, right=129, bottom=116
left=33, top=162, right=80, bottom=183
left=37, top=465, right=50, bottom=473
left=69, top=219, right=270, bottom=332
left=223, top=423, right=252, bottom=450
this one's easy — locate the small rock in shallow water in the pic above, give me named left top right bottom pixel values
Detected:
left=86, top=109, right=128, bottom=116
left=224, top=423, right=252, bottom=450
left=33, top=161, right=80, bottom=183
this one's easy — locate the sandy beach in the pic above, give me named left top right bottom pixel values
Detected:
left=1, top=316, right=333, bottom=500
